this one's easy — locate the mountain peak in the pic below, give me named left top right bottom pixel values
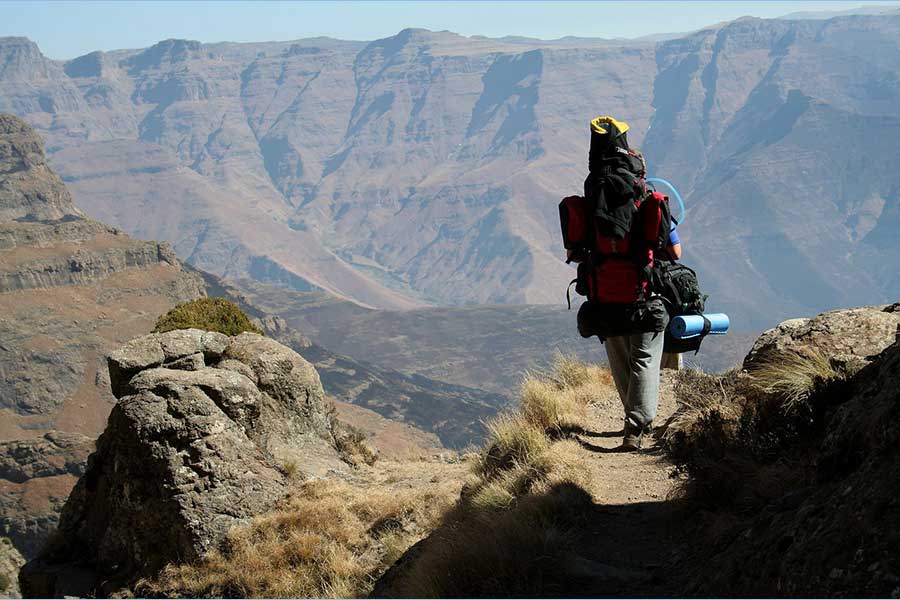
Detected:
left=123, top=38, right=202, bottom=72
left=0, top=37, right=52, bottom=81
left=0, top=113, right=82, bottom=222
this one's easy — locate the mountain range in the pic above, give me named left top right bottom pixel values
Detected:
left=2, top=11, right=899, bottom=331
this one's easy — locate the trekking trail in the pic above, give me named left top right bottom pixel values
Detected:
left=562, top=371, right=691, bottom=598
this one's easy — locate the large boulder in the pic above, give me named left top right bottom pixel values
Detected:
left=743, top=304, right=900, bottom=370
left=19, top=330, right=345, bottom=597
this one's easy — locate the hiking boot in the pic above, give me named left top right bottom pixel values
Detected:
left=621, top=422, right=652, bottom=452
left=621, top=431, right=641, bottom=451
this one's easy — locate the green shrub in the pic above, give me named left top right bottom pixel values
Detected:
left=154, top=298, right=263, bottom=336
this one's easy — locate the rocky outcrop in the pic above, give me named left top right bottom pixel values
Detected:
left=0, top=238, right=180, bottom=293
left=19, top=330, right=344, bottom=597
left=0, top=113, right=81, bottom=222
left=0, top=432, right=91, bottom=485
left=0, top=433, right=93, bottom=560
left=1, top=538, right=25, bottom=598
left=743, top=304, right=900, bottom=369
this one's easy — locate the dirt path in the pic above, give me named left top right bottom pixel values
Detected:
left=562, top=371, right=692, bottom=598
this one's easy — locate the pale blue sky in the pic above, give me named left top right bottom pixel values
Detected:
left=3, top=1, right=900, bottom=60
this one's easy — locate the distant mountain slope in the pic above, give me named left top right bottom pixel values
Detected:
left=2, top=13, right=898, bottom=330
left=0, top=113, right=205, bottom=561
left=235, top=281, right=755, bottom=395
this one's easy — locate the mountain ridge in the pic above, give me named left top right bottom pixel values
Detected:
left=2, top=12, right=899, bottom=328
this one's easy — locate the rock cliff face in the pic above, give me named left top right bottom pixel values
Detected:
left=0, top=113, right=205, bottom=563
left=2, top=15, right=898, bottom=327
left=691, top=312, right=900, bottom=597
left=19, top=330, right=343, bottom=598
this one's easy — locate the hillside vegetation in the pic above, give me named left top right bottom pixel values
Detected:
left=153, top=298, right=263, bottom=336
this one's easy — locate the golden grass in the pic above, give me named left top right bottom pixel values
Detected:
left=519, top=374, right=582, bottom=432
left=746, top=348, right=839, bottom=411
left=473, top=414, right=549, bottom=480
left=136, top=479, right=457, bottom=598
left=383, top=360, right=608, bottom=597
left=139, top=357, right=617, bottom=599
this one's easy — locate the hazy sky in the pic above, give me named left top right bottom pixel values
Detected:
left=4, top=1, right=900, bottom=60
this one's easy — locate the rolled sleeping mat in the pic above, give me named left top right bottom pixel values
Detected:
left=669, top=314, right=730, bottom=339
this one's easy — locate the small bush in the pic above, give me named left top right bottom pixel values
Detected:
left=154, top=298, right=263, bottom=336
left=333, top=421, right=378, bottom=467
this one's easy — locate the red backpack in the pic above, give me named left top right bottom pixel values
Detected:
left=560, top=191, right=670, bottom=307
left=559, top=116, right=671, bottom=308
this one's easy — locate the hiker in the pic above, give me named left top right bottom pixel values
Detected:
left=660, top=222, right=683, bottom=370
left=559, top=116, right=672, bottom=451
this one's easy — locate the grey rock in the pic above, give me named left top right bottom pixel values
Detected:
left=0, top=537, right=25, bottom=598
left=108, top=328, right=212, bottom=396
left=162, top=351, right=205, bottom=370
left=200, top=330, right=229, bottom=357
left=20, top=330, right=345, bottom=596
left=215, top=358, right=257, bottom=382
left=744, top=305, right=900, bottom=370
left=156, top=328, right=204, bottom=360
left=20, top=387, right=288, bottom=597
left=128, top=366, right=261, bottom=433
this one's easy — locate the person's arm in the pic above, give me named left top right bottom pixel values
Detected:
left=667, top=224, right=682, bottom=260
left=668, top=242, right=682, bottom=260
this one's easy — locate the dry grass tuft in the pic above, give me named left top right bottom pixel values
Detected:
left=137, top=479, right=456, bottom=598
left=473, top=414, right=549, bottom=480
left=519, top=374, right=583, bottom=432
left=388, top=480, right=594, bottom=598
left=745, top=349, right=839, bottom=411
left=379, top=362, right=606, bottom=598
left=660, top=368, right=743, bottom=456
left=333, top=422, right=379, bottom=467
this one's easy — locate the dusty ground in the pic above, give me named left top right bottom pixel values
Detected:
left=362, top=368, right=692, bottom=599
left=560, top=371, right=691, bottom=598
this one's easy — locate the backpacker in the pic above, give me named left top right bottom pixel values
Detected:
left=560, top=116, right=672, bottom=310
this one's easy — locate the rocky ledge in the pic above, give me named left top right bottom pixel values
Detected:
left=19, top=329, right=346, bottom=597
